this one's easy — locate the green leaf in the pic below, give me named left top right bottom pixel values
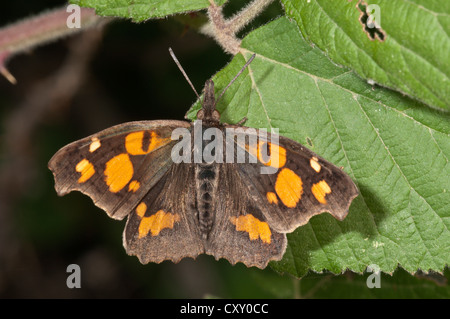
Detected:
left=188, top=17, right=450, bottom=277
left=281, top=0, right=450, bottom=111
left=249, top=267, right=450, bottom=298
left=70, top=0, right=227, bottom=21
left=300, top=268, right=450, bottom=298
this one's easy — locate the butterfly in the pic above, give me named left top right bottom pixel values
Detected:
left=48, top=52, right=358, bottom=268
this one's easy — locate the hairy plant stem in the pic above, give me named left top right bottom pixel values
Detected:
left=203, top=0, right=275, bottom=54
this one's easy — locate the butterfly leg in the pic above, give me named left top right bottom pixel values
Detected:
left=235, top=117, right=248, bottom=126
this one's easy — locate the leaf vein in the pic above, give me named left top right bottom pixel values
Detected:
left=313, top=78, right=393, bottom=267
left=247, top=60, right=274, bottom=130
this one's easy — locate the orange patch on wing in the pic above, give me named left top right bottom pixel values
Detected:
left=311, top=180, right=332, bottom=204
left=125, top=131, right=171, bottom=156
left=75, top=159, right=95, bottom=183
left=260, top=142, right=286, bottom=168
left=138, top=210, right=180, bottom=238
left=89, top=137, right=101, bottom=153
left=275, top=168, right=303, bottom=208
left=128, top=180, right=140, bottom=192
left=136, top=202, right=147, bottom=218
left=266, top=192, right=278, bottom=204
left=246, top=141, right=286, bottom=168
left=104, top=153, right=134, bottom=193
left=230, top=215, right=271, bottom=244
left=310, top=157, right=321, bottom=173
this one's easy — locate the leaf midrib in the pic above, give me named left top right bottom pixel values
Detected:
left=240, top=48, right=449, bottom=136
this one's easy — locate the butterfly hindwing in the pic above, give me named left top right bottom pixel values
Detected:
left=48, top=120, right=190, bottom=220
left=124, top=162, right=204, bottom=264
left=205, top=164, right=287, bottom=268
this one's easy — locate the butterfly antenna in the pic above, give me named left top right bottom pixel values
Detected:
left=169, top=47, right=200, bottom=100
left=215, top=54, right=256, bottom=107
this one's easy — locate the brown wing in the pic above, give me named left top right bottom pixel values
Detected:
left=227, top=125, right=359, bottom=233
left=48, top=120, right=190, bottom=220
left=124, top=162, right=204, bottom=264
left=205, top=164, right=287, bottom=269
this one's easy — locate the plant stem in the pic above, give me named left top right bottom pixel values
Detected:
left=202, top=0, right=275, bottom=54
left=0, top=5, right=105, bottom=84
left=227, top=0, right=275, bottom=34
left=205, top=1, right=240, bottom=54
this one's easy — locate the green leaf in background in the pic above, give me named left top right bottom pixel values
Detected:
left=188, top=17, right=449, bottom=277
left=282, top=0, right=450, bottom=111
left=70, top=0, right=227, bottom=21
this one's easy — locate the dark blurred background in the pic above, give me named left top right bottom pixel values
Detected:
left=1, top=0, right=448, bottom=299
left=0, top=0, right=298, bottom=298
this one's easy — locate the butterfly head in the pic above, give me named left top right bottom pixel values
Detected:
left=197, top=79, right=221, bottom=125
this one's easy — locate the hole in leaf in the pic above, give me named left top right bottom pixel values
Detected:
left=357, top=1, right=386, bottom=41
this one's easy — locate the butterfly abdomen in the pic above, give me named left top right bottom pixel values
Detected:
left=195, top=163, right=219, bottom=239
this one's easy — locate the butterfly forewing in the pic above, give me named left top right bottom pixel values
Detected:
left=229, top=126, right=359, bottom=233
left=48, top=120, right=190, bottom=220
